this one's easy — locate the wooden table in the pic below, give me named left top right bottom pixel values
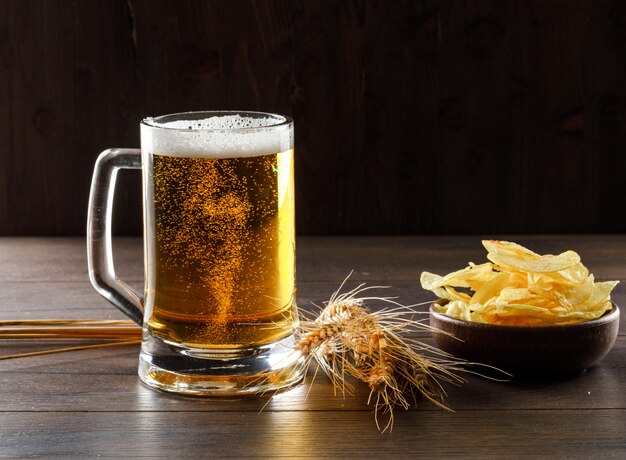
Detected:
left=1, top=236, right=624, bottom=458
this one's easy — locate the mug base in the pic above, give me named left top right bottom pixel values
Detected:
left=138, top=332, right=305, bottom=396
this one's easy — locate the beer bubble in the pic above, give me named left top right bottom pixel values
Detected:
left=146, top=149, right=296, bottom=348
left=141, top=113, right=293, bottom=159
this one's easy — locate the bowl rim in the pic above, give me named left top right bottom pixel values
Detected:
left=429, top=301, right=620, bottom=331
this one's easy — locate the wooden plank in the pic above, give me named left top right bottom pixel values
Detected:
left=2, top=2, right=626, bottom=237
left=0, top=237, right=138, bottom=282
left=1, top=410, right=625, bottom=458
left=1, top=279, right=624, bottom=331
left=0, top=280, right=437, bottom=318
left=0, top=338, right=624, bottom=413
left=3, top=235, right=626, bottom=282
left=0, top=0, right=140, bottom=236
left=0, top=282, right=129, bottom=319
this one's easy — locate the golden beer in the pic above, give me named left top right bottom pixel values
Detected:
left=128, top=111, right=302, bottom=395
left=143, top=149, right=296, bottom=350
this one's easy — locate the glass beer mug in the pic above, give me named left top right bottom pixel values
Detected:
left=87, top=111, right=303, bottom=395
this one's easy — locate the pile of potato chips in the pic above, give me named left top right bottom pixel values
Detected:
left=421, top=240, right=618, bottom=326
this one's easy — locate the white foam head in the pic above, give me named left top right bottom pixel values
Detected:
left=140, top=112, right=293, bottom=158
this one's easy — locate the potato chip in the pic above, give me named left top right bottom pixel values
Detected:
left=557, top=262, right=589, bottom=284
left=422, top=240, right=618, bottom=326
left=421, top=262, right=496, bottom=289
left=484, top=240, right=580, bottom=273
left=438, top=300, right=473, bottom=322
left=430, top=286, right=472, bottom=303
left=470, top=273, right=514, bottom=305
left=579, top=281, right=618, bottom=312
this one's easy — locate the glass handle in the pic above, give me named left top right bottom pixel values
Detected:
left=87, top=148, right=144, bottom=325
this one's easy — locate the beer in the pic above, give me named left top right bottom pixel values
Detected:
left=120, top=111, right=305, bottom=395
left=143, top=148, right=296, bottom=350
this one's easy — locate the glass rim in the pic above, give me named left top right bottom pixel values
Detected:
left=140, top=110, right=293, bottom=132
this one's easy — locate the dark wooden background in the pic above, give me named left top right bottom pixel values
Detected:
left=1, top=0, right=625, bottom=236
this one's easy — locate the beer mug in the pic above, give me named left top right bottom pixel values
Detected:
left=87, top=111, right=303, bottom=395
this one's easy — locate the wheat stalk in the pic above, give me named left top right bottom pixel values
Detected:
left=0, top=319, right=141, bottom=339
left=0, top=340, right=142, bottom=361
left=0, top=319, right=141, bottom=360
left=294, top=281, right=472, bottom=433
left=0, top=319, right=138, bottom=327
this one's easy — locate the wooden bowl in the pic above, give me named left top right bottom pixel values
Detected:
left=429, top=303, right=620, bottom=377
